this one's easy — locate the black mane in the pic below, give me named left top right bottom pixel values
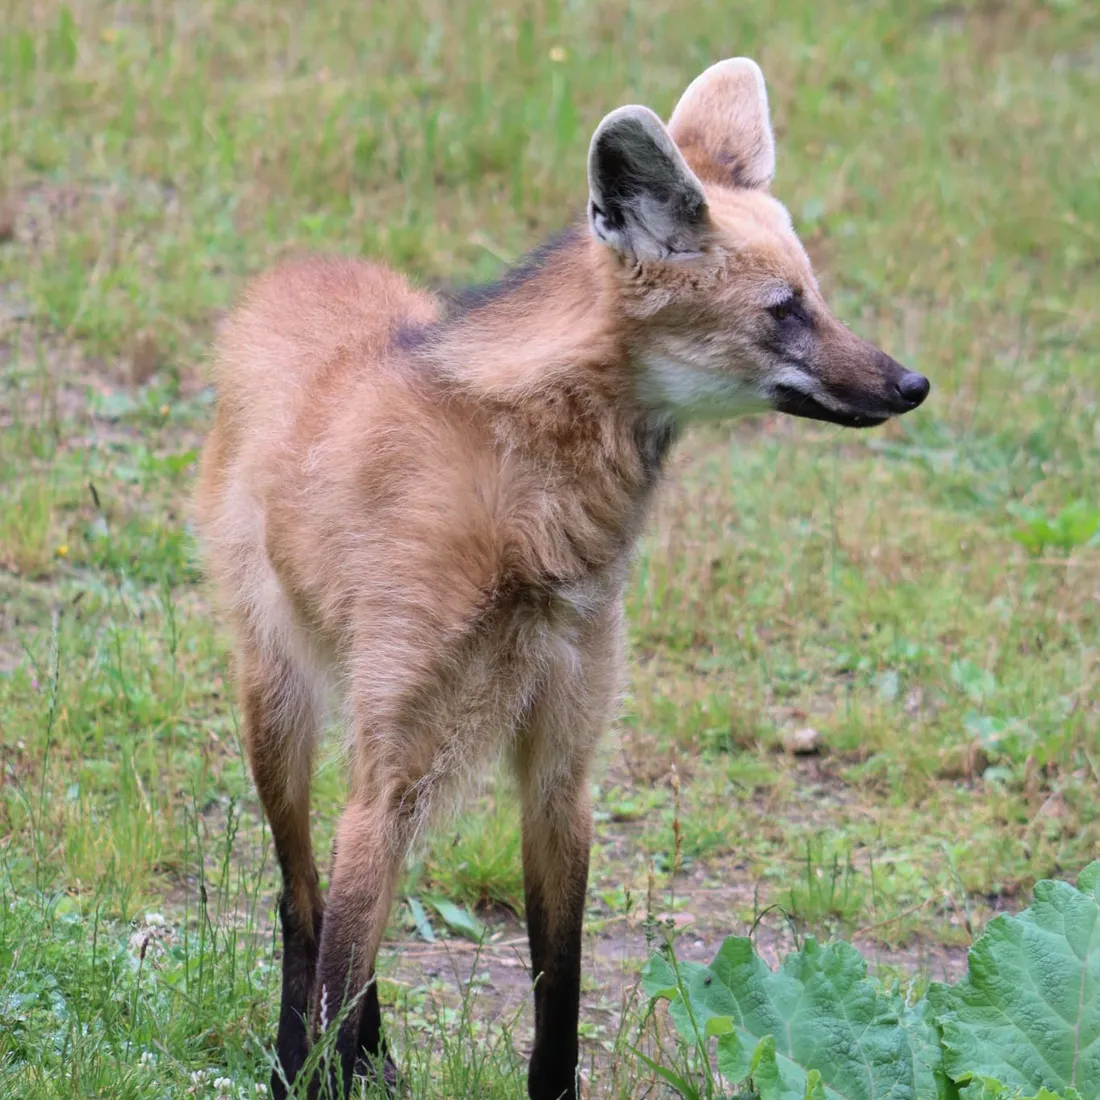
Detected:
left=391, top=226, right=584, bottom=353
left=443, top=225, right=583, bottom=317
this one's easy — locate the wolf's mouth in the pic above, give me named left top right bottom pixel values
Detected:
left=772, top=385, right=890, bottom=429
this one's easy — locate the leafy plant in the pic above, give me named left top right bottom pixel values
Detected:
left=930, top=862, right=1099, bottom=1097
left=642, top=936, right=946, bottom=1100
left=643, top=861, right=1099, bottom=1100
left=1009, top=501, right=1100, bottom=555
left=425, top=897, right=487, bottom=942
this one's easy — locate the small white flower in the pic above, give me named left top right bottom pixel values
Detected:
left=190, top=1069, right=209, bottom=1085
left=213, top=1078, right=232, bottom=1090
left=139, top=1050, right=156, bottom=1066
left=255, top=1086, right=268, bottom=1096
left=145, top=912, right=166, bottom=926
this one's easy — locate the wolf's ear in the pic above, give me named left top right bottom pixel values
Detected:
left=668, top=58, right=775, bottom=190
left=587, top=105, right=710, bottom=262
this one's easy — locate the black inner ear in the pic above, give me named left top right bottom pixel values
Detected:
left=592, top=136, right=644, bottom=227
left=593, top=124, right=703, bottom=226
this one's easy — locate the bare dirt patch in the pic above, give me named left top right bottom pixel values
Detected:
left=373, top=889, right=970, bottom=1070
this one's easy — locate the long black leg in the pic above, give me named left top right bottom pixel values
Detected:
left=524, top=842, right=589, bottom=1100
left=272, top=895, right=324, bottom=1099
left=354, top=981, right=398, bottom=1089
left=238, top=657, right=323, bottom=1100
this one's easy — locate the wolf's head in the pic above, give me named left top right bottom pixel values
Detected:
left=588, top=59, right=929, bottom=428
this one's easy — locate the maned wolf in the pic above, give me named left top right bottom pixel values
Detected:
left=194, top=57, right=929, bottom=1100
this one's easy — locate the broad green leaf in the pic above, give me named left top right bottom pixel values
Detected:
left=425, top=897, right=485, bottom=942
left=750, top=1038, right=827, bottom=1100
left=644, top=866, right=1099, bottom=1100
left=705, top=1013, right=735, bottom=1038
left=641, top=951, right=679, bottom=1001
left=959, top=1079, right=1081, bottom=1100
left=643, top=950, right=747, bottom=1055
left=752, top=1034, right=803, bottom=1100
left=406, top=896, right=436, bottom=943
left=959, top=1074, right=1011, bottom=1100
left=646, top=936, right=946, bottom=1099
left=905, top=992, right=959, bottom=1100
left=782, top=939, right=946, bottom=1100
left=667, top=958, right=743, bottom=1046
left=806, top=1070, right=828, bottom=1100
left=1078, top=862, right=1100, bottom=898
left=716, top=1029, right=750, bottom=1083
left=929, top=861, right=1100, bottom=1098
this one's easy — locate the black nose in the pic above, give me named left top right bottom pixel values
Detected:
left=894, top=371, right=930, bottom=409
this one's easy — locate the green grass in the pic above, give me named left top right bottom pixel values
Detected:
left=2, top=0, right=1099, bottom=1095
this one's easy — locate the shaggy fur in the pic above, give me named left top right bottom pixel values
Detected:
left=193, top=56, right=928, bottom=1100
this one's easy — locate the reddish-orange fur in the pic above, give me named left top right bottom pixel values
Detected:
left=194, top=58, right=927, bottom=1100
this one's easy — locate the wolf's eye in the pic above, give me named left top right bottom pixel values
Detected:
left=769, top=298, right=798, bottom=322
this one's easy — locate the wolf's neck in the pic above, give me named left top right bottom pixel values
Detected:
left=414, top=227, right=678, bottom=573
left=423, top=225, right=626, bottom=401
